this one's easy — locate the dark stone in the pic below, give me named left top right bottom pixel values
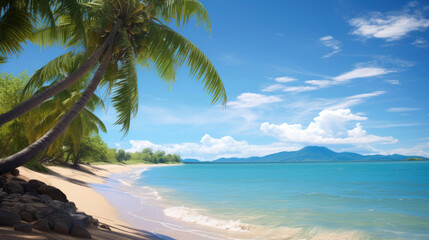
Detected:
left=2, top=181, right=24, bottom=194
left=99, top=224, right=111, bottom=231
left=19, top=194, right=44, bottom=203
left=14, top=223, right=32, bottom=233
left=10, top=168, right=19, bottom=176
left=70, top=225, right=92, bottom=238
left=40, top=194, right=52, bottom=204
left=0, top=176, right=7, bottom=188
left=0, top=209, right=21, bottom=226
left=19, top=210, right=35, bottom=222
left=33, top=219, right=50, bottom=232
left=28, top=202, right=56, bottom=220
left=11, top=177, right=26, bottom=183
left=48, top=213, right=72, bottom=234
left=70, top=212, right=93, bottom=227
left=0, top=191, right=7, bottom=200
left=1, top=200, right=24, bottom=213
left=91, top=218, right=99, bottom=226
left=38, top=185, right=68, bottom=203
left=27, top=179, right=46, bottom=191
left=65, top=202, right=77, bottom=212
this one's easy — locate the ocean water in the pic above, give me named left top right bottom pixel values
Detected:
left=133, top=162, right=429, bottom=239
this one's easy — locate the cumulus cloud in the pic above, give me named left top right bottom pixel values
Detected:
left=387, top=107, right=420, bottom=112
left=127, top=135, right=301, bottom=161
left=227, top=93, right=282, bottom=108
left=350, top=12, right=429, bottom=41
left=274, top=76, right=297, bottom=83
left=381, top=142, right=429, bottom=158
left=260, top=109, right=397, bottom=144
left=320, top=35, right=341, bottom=58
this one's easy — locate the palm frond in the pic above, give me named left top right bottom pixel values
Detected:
left=147, top=22, right=226, bottom=104
left=111, top=28, right=138, bottom=135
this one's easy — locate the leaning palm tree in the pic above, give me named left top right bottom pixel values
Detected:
left=23, top=52, right=106, bottom=164
left=0, top=0, right=226, bottom=172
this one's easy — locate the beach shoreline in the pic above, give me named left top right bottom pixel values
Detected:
left=2, top=163, right=172, bottom=240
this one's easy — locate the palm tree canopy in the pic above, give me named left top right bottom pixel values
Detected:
left=31, top=0, right=227, bottom=135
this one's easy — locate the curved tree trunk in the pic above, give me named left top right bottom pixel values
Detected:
left=0, top=22, right=121, bottom=127
left=0, top=40, right=115, bottom=173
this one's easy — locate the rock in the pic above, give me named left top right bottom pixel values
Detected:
left=70, top=212, right=93, bottom=227
left=38, top=185, right=68, bottom=203
left=19, top=194, right=44, bottom=203
left=26, top=179, right=46, bottom=192
left=40, top=194, right=52, bottom=204
left=14, top=223, right=32, bottom=233
left=91, top=218, right=99, bottom=226
left=10, top=168, right=19, bottom=176
left=2, top=181, right=24, bottom=194
left=65, top=202, right=77, bottom=212
left=70, top=225, right=92, bottom=238
left=11, top=177, right=26, bottom=183
left=33, top=219, right=50, bottom=232
left=99, top=224, right=111, bottom=231
left=0, top=191, right=7, bottom=200
left=19, top=210, right=35, bottom=222
left=0, top=176, right=7, bottom=188
left=28, top=202, right=56, bottom=220
left=48, top=213, right=72, bottom=234
left=0, top=209, right=21, bottom=226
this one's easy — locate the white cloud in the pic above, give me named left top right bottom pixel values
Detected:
left=127, top=135, right=301, bottom=161
left=346, top=91, right=386, bottom=99
left=413, top=38, right=428, bottom=47
left=283, top=86, right=318, bottom=93
left=350, top=13, right=429, bottom=41
left=320, top=35, right=341, bottom=58
left=333, top=67, right=391, bottom=81
left=262, top=84, right=284, bottom=92
left=305, top=80, right=336, bottom=88
left=387, top=107, right=420, bottom=112
left=227, top=93, right=282, bottom=108
left=274, top=76, right=297, bottom=83
left=375, top=142, right=429, bottom=158
left=261, top=109, right=397, bottom=144
left=221, top=54, right=245, bottom=65
left=386, top=79, right=400, bottom=85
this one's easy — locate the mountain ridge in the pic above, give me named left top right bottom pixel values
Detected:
left=182, top=146, right=428, bottom=163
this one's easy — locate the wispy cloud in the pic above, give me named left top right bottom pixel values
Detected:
left=283, top=86, right=318, bottom=93
left=261, top=109, right=397, bottom=144
left=274, top=76, right=297, bottom=83
left=387, top=107, right=420, bottom=112
left=127, top=135, right=301, bottom=161
left=262, top=84, right=284, bottom=92
left=349, top=6, right=429, bottom=41
left=227, top=93, right=282, bottom=108
left=413, top=38, right=428, bottom=47
left=386, top=79, right=400, bottom=85
left=320, top=35, right=341, bottom=58
left=333, top=67, right=392, bottom=81
left=221, top=54, right=245, bottom=65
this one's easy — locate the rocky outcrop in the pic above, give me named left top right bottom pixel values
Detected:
left=0, top=170, right=110, bottom=239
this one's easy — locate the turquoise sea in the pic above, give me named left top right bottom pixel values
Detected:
left=134, top=162, right=429, bottom=239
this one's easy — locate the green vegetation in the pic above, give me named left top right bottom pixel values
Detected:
left=405, top=157, right=426, bottom=161
left=0, top=0, right=226, bottom=173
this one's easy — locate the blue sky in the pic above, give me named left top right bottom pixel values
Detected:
left=2, top=0, right=429, bottom=160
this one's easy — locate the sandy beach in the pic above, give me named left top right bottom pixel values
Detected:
left=0, top=164, right=166, bottom=240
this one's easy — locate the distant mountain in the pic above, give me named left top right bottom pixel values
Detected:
left=211, top=146, right=428, bottom=163
left=182, top=158, right=201, bottom=163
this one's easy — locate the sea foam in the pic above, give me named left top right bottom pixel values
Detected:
left=163, top=206, right=250, bottom=232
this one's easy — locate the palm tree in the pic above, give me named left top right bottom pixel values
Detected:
left=0, top=0, right=226, bottom=173
left=23, top=53, right=106, bottom=164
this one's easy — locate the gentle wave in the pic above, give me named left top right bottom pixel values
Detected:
left=164, top=206, right=250, bottom=232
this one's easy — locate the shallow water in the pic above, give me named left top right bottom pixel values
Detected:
left=136, top=162, right=429, bottom=239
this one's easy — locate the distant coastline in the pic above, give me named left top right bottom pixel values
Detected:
left=183, top=146, right=428, bottom=163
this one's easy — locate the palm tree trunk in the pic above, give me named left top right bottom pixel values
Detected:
left=0, top=40, right=115, bottom=173
left=0, top=22, right=121, bottom=127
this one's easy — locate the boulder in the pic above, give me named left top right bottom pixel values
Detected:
left=0, top=191, right=7, bottom=200
left=0, top=209, right=21, bottom=226
left=10, top=168, right=19, bottom=176
left=99, top=224, right=111, bottom=231
left=14, top=223, right=32, bottom=233
left=40, top=194, right=52, bottom=204
left=18, top=210, right=35, bottom=222
left=70, top=225, right=92, bottom=238
left=48, top=213, right=72, bottom=234
left=19, top=194, right=44, bottom=203
left=91, top=218, right=99, bottom=226
left=26, top=179, right=46, bottom=192
left=70, top=212, right=93, bottom=227
left=38, top=185, right=68, bottom=203
left=2, top=181, right=24, bottom=194
left=21, top=202, right=56, bottom=220
left=33, top=219, right=50, bottom=232
left=11, top=177, right=26, bottom=183
left=0, top=176, right=7, bottom=188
